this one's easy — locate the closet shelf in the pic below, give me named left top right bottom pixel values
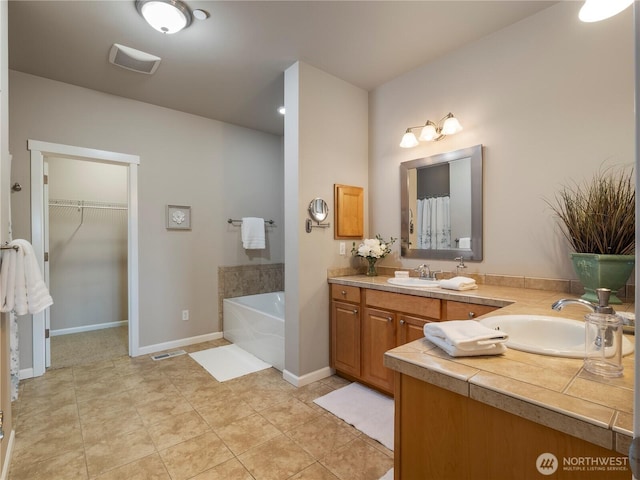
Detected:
left=49, top=199, right=128, bottom=210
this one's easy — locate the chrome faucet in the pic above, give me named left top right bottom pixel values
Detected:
left=552, top=288, right=615, bottom=347
left=414, top=264, right=431, bottom=279
left=551, top=288, right=615, bottom=315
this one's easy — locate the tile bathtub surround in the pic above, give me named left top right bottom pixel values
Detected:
left=217, top=263, right=284, bottom=325
left=9, top=340, right=393, bottom=480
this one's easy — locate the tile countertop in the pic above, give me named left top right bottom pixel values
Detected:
left=327, top=275, right=635, bottom=454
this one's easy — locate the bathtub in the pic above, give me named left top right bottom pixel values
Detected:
left=223, top=291, right=284, bottom=371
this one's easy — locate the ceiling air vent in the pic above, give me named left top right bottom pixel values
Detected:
left=109, top=43, right=161, bottom=75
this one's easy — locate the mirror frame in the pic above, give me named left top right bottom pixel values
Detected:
left=308, top=198, right=329, bottom=223
left=400, top=144, right=483, bottom=261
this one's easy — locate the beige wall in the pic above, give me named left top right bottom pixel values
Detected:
left=9, top=71, right=283, bottom=368
left=369, top=2, right=634, bottom=280
left=284, top=62, right=368, bottom=380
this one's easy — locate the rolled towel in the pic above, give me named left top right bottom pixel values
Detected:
left=424, top=320, right=508, bottom=357
left=439, top=276, right=477, bottom=291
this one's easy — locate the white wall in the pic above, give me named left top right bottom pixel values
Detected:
left=48, top=158, right=128, bottom=332
left=284, top=62, right=368, bottom=381
left=9, top=71, right=283, bottom=367
left=369, top=2, right=634, bottom=280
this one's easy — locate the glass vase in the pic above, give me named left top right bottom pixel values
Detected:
left=366, top=257, right=378, bottom=276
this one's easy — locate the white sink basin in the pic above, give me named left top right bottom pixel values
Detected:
left=479, top=315, right=634, bottom=358
left=387, top=277, right=440, bottom=288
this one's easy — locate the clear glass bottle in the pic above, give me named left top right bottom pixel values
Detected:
left=584, top=311, right=623, bottom=377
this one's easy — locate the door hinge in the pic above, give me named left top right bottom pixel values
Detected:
left=0, top=410, right=4, bottom=440
left=43, top=174, right=48, bottom=185
left=45, top=329, right=50, bottom=339
left=44, top=252, right=49, bottom=262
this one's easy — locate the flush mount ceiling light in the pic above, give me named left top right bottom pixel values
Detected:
left=399, top=113, right=463, bottom=148
left=135, top=0, right=193, bottom=34
left=578, top=0, right=633, bottom=22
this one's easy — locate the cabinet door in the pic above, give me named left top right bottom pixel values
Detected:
left=398, top=314, right=433, bottom=345
left=331, top=301, right=361, bottom=377
left=444, top=301, right=499, bottom=320
left=362, top=307, right=396, bottom=393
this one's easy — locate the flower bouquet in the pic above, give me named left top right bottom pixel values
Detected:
left=352, top=235, right=396, bottom=276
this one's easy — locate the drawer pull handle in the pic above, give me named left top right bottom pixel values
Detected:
left=387, top=316, right=393, bottom=322
left=468, top=312, right=475, bottom=318
left=400, top=319, right=406, bottom=325
left=341, top=290, right=347, bottom=296
left=353, top=309, right=358, bottom=314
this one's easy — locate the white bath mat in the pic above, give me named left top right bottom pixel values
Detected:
left=314, top=382, right=394, bottom=451
left=189, top=344, right=271, bottom=382
left=379, top=468, right=394, bottom=480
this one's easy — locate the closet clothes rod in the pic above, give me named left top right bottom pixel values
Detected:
left=227, top=218, right=275, bottom=226
left=49, top=200, right=128, bottom=211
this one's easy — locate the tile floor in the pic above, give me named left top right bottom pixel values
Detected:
left=9, top=339, right=394, bottom=480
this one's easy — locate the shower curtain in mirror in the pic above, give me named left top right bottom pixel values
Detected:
left=416, top=196, right=451, bottom=249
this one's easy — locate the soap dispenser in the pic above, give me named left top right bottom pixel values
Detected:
left=583, top=289, right=624, bottom=377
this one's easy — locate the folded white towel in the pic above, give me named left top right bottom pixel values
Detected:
left=458, top=237, right=471, bottom=249
left=1, top=240, right=53, bottom=315
left=241, top=217, right=265, bottom=249
left=439, top=276, right=478, bottom=291
left=423, top=320, right=508, bottom=357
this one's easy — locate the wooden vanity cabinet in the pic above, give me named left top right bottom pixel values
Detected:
left=361, top=290, right=440, bottom=394
left=330, top=285, right=361, bottom=377
left=443, top=300, right=499, bottom=320
left=362, top=307, right=397, bottom=393
left=330, top=283, right=501, bottom=395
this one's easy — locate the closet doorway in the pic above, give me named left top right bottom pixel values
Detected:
left=47, top=158, right=128, bottom=368
left=29, top=140, right=139, bottom=377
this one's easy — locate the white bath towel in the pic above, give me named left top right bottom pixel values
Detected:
left=1, top=239, right=53, bottom=315
left=439, top=276, right=478, bottom=291
left=424, top=320, right=508, bottom=357
left=241, top=217, right=265, bottom=249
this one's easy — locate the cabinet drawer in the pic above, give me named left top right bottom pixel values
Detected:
left=331, top=284, right=361, bottom=303
left=365, top=289, right=441, bottom=320
left=444, top=301, right=498, bottom=320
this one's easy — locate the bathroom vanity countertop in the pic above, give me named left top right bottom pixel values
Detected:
left=327, top=275, right=634, bottom=453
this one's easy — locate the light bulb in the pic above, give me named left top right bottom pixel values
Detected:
left=579, top=0, right=633, bottom=22
left=419, top=124, right=438, bottom=142
left=139, top=1, right=189, bottom=34
left=399, top=131, right=419, bottom=148
left=441, top=115, right=463, bottom=135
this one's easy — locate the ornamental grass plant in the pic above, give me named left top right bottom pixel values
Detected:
left=547, top=166, right=635, bottom=256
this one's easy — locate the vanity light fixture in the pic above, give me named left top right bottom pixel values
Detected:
left=578, top=0, right=633, bottom=22
left=399, top=113, right=463, bottom=148
left=136, top=0, right=193, bottom=34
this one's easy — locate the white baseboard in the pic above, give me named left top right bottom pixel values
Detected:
left=19, top=368, right=33, bottom=380
left=136, top=332, right=223, bottom=357
left=51, top=320, right=128, bottom=337
left=283, top=366, right=334, bottom=388
left=0, top=430, right=15, bottom=480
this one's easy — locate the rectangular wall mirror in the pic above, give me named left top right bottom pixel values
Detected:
left=400, top=144, right=483, bottom=261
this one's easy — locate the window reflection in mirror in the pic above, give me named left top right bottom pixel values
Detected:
left=400, top=144, right=483, bottom=261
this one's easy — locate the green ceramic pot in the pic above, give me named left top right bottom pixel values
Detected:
left=570, top=253, right=635, bottom=305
